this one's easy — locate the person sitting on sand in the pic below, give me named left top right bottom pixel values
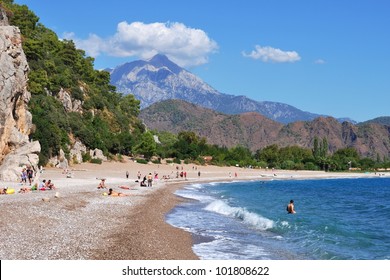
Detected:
left=39, top=180, right=46, bottom=190
left=108, top=188, right=129, bottom=197
left=97, top=179, right=106, bottom=189
left=140, top=176, right=147, bottom=187
left=45, top=180, right=56, bottom=190
left=287, top=200, right=296, bottom=214
left=0, top=187, right=8, bottom=195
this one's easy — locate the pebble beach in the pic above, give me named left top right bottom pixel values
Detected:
left=0, top=160, right=381, bottom=260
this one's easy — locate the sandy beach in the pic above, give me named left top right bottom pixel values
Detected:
left=0, top=159, right=382, bottom=260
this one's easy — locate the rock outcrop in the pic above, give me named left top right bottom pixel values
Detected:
left=0, top=6, right=41, bottom=181
left=69, top=140, right=87, bottom=164
left=57, top=88, right=83, bottom=113
left=90, top=148, right=107, bottom=162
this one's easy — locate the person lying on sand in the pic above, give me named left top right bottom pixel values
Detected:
left=108, top=188, right=129, bottom=197
left=0, top=187, right=15, bottom=194
left=97, top=179, right=106, bottom=189
left=19, top=187, right=32, bottom=193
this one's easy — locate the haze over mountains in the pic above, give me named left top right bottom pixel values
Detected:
left=109, top=54, right=355, bottom=124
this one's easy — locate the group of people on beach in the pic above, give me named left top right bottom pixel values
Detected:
left=19, top=179, right=56, bottom=193
left=20, top=166, right=35, bottom=185
left=0, top=164, right=56, bottom=195
left=134, top=172, right=155, bottom=187
left=97, top=178, right=130, bottom=197
left=97, top=169, right=164, bottom=197
left=1, top=179, right=57, bottom=195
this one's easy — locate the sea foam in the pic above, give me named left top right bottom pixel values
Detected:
left=205, top=200, right=275, bottom=231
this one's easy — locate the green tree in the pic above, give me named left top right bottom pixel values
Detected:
left=256, top=144, right=280, bottom=168
left=313, top=137, right=320, bottom=159
left=134, top=132, right=156, bottom=159
left=320, top=137, right=328, bottom=158
left=331, top=147, right=360, bottom=170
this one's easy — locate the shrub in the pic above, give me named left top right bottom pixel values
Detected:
left=135, top=158, right=148, bottom=164
left=90, top=158, right=102, bottom=164
left=72, top=154, right=79, bottom=165
left=82, top=152, right=91, bottom=162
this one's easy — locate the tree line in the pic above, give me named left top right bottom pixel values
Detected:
left=149, top=132, right=390, bottom=171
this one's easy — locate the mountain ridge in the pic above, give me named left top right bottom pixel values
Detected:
left=140, top=99, right=390, bottom=158
left=361, top=116, right=390, bottom=126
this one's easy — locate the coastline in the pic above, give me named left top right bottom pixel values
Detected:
left=0, top=160, right=384, bottom=260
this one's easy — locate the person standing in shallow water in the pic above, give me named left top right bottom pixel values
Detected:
left=287, top=200, right=296, bottom=214
left=147, top=173, right=153, bottom=187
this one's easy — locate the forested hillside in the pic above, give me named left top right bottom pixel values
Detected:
left=2, top=0, right=144, bottom=165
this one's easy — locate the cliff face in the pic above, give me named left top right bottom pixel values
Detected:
left=0, top=6, right=40, bottom=181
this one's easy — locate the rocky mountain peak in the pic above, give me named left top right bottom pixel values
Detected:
left=147, top=53, right=183, bottom=74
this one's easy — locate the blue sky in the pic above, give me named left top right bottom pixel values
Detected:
left=14, top=0, right=390, bottom=122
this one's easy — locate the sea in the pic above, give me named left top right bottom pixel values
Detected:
left=166, top=177, right=390, bottom=260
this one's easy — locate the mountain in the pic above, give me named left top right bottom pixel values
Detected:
left=140, top=100, right=390, bottom=158
left=139, top=99, right=283, bottom=149
left=111, top=54, right=346, bottom=124
left=361, top=116, right=390, bottom=126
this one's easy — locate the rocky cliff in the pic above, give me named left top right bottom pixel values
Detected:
left=0, top=6, right=40, bottom=181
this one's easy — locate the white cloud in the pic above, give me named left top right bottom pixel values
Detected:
left=314, top=59, right=326, bottom=64
left=63, top=21, right=218, bottom=68
left=242, top=45, right=301, bottom=63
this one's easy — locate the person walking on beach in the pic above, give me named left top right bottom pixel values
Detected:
left=126, top=171, right=129, bottom=179
left=26, top=166, right=34, bottom=185
left=287, top=200, right=296, bottom=214
left=20, top=168, right=27, bottom=184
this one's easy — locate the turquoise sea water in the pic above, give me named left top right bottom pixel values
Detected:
left=166, top=177, right=390, bottom=260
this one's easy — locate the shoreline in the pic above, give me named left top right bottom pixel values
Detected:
left=0, top=160, right=386, bottom=260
